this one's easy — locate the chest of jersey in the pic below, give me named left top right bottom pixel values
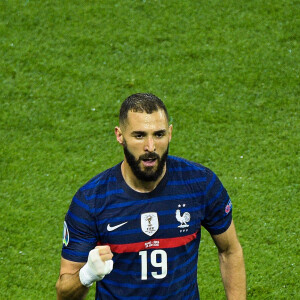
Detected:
left=96, top=191, right=205, bottom=249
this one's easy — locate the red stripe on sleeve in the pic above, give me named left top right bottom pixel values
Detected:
left=100, top=232, right=198, bottom=253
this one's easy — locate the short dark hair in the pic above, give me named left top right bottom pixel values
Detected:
left=119, top=93, right=169, bottom=126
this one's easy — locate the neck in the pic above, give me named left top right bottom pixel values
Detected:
left=121, top=161, right=166, bottom=193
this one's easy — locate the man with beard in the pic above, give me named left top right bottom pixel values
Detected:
left=56, top=93, right=246, bottom=300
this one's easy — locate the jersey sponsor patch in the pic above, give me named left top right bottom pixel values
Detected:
left=225, top=199, right=232, bottom=214
left=63, top=221, right=69, bottom=247
left=141, top=212, right=159, bottom=236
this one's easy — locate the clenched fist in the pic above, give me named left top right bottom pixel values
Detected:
left=79, top=246, right=114, bottom=287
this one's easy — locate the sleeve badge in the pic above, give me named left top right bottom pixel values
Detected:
left=63, top=221, right=69, bottom=247
left=225, top=199, right=232, bottom=214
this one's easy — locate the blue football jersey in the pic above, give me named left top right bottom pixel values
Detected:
left=61, top=156, right=232, bottom=299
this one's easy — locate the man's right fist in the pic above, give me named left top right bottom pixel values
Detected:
left=79, top=246, right=114, bottom=287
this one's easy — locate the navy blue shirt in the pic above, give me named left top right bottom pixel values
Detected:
left=62, top=156, right=232, bottom=299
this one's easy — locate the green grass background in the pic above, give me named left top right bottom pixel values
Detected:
left=0, top=0, right=299, bottom=298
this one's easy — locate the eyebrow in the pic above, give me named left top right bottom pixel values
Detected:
left=131, top=129, right=167, bottom=135
left=131, top=131, right=145, bottom=136
left=154, top=129, right=167, bottom=135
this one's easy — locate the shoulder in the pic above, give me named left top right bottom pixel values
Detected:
left=74, top=163, right=121, bottom=200
left=167, top=155, right=222, bottom=193
left=81, top=164, right=120, bottom=189
left=167, top=155, right=214, bottom=177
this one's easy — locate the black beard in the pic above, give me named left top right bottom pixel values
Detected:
left=123, top=143, right=168, bottom=182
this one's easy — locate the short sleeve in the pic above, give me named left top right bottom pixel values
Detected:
left=201, top=169, right=232, bottom=235
left=61, top=189, right=98, bottom=262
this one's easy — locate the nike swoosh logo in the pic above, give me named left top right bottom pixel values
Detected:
left=107, top=222, right=128, bottom=232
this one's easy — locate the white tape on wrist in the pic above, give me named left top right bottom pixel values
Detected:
left=79, top=249, right=114, bottom=287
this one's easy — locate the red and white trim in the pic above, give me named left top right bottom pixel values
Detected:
left=98, top=231, right=198, bottom=253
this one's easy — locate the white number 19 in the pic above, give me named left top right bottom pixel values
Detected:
left=139, top=250, right=168, bottom=280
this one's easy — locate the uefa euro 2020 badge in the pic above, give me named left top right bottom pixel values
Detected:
left=225, top=199, right=232, bottom=214
left=63, top=221, right=69, bottom=247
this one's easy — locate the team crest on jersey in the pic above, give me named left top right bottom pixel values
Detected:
left=175, top=204, right=191, bottom=232
left=176, top=204, right=191, bottom=229
left=63, top=221, right=69, bottom=247
left=141, top=212, right=159, bottom=236
left=225, top=199, right=232, bottom=214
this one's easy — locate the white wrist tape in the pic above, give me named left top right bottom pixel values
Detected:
left=79, top=249, right=114, bottom=287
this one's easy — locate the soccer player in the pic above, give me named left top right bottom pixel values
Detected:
left=56, top=93, right=246, bottom=299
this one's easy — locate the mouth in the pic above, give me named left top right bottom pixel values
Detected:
left=142, top=158, right=157, bottom=167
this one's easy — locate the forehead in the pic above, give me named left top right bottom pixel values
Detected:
left=124, top=110, right=168, bottom=132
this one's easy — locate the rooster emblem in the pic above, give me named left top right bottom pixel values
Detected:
left=176, top=209, right=191, bottom=228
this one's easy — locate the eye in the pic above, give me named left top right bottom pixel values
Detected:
left=155, top=132, right=165, bottom=138
left=134, top=134, right=144, bottom=139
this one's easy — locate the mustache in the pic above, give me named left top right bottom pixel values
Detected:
left=139, top=153, right=160, bottom=161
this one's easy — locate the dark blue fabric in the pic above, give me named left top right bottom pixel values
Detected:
left=61, top=156, right=232, bottom=299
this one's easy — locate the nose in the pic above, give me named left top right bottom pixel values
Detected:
left=144, top=136, right=156, bottom=152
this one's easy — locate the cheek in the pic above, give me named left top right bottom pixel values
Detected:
left=156, top=139, right=169, bottom=151
left=126, top=141, right=144, bottom=156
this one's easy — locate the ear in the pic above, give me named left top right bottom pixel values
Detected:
left=168, top=124, right=173, bottom=142
left=115, top=126, right=124, bottom=145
